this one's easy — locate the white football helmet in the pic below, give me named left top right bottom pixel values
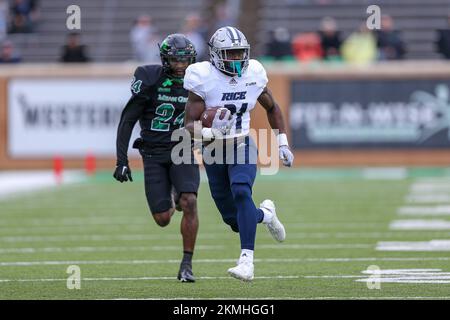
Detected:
left=208, top=26, right=250, bottom=77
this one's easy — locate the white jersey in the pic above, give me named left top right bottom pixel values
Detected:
left=183, top=59, right=268, bottom=138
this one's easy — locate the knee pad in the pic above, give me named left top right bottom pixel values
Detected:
left=223, top=217, right=239, bottom=233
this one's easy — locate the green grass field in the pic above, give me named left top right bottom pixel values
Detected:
left=1, top=168, right=450, bottom=299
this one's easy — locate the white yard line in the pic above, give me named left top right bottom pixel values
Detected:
left=0, top=223, right=387, bottom=233
left=356, top=268, right=450, bottom=284
left=376, top=240, right=450, bottom=251
left=0, top=245, right=224, bottom=254
left=3, top=231, right=448, bottom=243
left=410, top=183, right=450, bottom=192
left=0, top=217, right=148, bottom=227
left=1, top=257, right=450, bottom=267
left=362, top=168, right=407, bottom=180
left=405, top=194, right=450, bottom=203
left=0, top=219, right=386, bottom=229
left=398, top=206, right=450, bottom=215
left=390, top=220, right=450, bottom=230
left=0, top=243, right=373, bottom=254
left=110, top=297, right=450, bottom=300
left=0, top=275, right=301, bottom=283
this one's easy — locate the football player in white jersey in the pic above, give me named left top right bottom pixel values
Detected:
left=183, top=26, right=294, bottom=281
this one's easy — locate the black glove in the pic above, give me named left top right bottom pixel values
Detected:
left=113, top=165, right=133, bottom=183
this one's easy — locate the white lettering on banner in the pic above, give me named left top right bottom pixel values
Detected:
left=8, top=79, right=140, bottom=157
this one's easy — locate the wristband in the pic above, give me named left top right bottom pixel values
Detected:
left=201, top=127, right=215, bottom=140
left=277, top=133, right=289, bottom=147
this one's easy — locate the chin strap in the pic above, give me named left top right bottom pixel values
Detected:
left=234, top=61, right=242, bottom=77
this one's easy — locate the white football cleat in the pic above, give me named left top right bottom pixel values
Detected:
left=260, top=199, right=286, bottom=242
left=227, top=259, right=254, bottom=282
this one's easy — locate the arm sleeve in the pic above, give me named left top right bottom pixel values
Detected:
left=183, top=64, right=206, bottom=100
left=115, top=95, right=146, bottom=166
left=116, top=66, right=154, bottom=165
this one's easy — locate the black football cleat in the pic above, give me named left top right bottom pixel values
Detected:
left=177, top=264, right=195, bottom=283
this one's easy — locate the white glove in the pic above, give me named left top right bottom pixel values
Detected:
left=212, top=108, right=233, bottom=135
left=277, top=133, right=294, bottom=167
left=202, top=110, right=235, bottom=140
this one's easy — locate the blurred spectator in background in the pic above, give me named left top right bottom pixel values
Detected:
left=212, top=1, right=237, bottom=31
left=341, top=24, right=376, bottom=64
left=182, top=13, right=207, bottom=61
left=8, top=12, right=31, bottom=33
left=28, top=0, right=40, bottom=26
left=8, top=0, right=36, bottom=33
left=130, top=14, right=160, bottom=63
left=60, top=32, right=90, bottom=63
left=265, top=27, right=293, bottom=61
left=0, top=1, right=7, bottom=40
left=0, top=39, right=21, bottom=63
left=292, top=32, right=323, bottom=62
left=436, top=14, right=450, bottom=59
left=375, top=15, right=405, bottom=60
left=318, top=17, right=342, bottom=61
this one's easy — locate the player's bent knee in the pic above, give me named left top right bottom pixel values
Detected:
left=153, top=210, right=172, bottom=227
left=179, top=193, right=197, bottom=213
left=223, top=217, right=239, bottom=233
left=231, top=183, right=251, bottom=201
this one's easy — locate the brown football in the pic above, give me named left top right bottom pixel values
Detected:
left=201, top=107, right=230, bottom=128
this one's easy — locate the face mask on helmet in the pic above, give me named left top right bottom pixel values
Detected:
left=159, top=35, right=197, bottom=78
left=221, top=49, right=244, bottom=76
left=166, top=55, right=195, bottom=79
left=217, top=48, right=249, bottom=77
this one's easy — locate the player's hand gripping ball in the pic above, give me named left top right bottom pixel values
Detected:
left=201, top=107, right=234, bottom=136
left=201, top=107, right=230, bottom=127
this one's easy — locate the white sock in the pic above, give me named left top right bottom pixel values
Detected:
left=240, top=249, right=254, bottom=263
left=261, top=207, right=273, bottom=224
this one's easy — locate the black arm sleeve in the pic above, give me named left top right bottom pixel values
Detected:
left=115, top=65, right=161, bottom=166
left=115, top=95, right=147, bottom=166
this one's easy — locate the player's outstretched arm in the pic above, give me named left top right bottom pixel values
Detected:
left=184, top=91, right=206, bottom=139
left=257, top=87, right=294, bottom=167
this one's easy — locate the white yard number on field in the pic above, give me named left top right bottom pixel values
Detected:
left=366, top=5, right=381, bottom=30
left=66, top=5, right=81, bottom=30
left=366, top=265, right=381, bottom=290
left=66, top=265, right=81, bottom=289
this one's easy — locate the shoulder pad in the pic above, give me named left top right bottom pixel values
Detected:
left=248, top=59, right=268, bottom=89
left=183, top=62, right=211, bottom=100
left=130, top=65, right=163, bottom=96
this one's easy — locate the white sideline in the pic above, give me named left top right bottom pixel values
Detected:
left=2, top=257, right=450, bottom=267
